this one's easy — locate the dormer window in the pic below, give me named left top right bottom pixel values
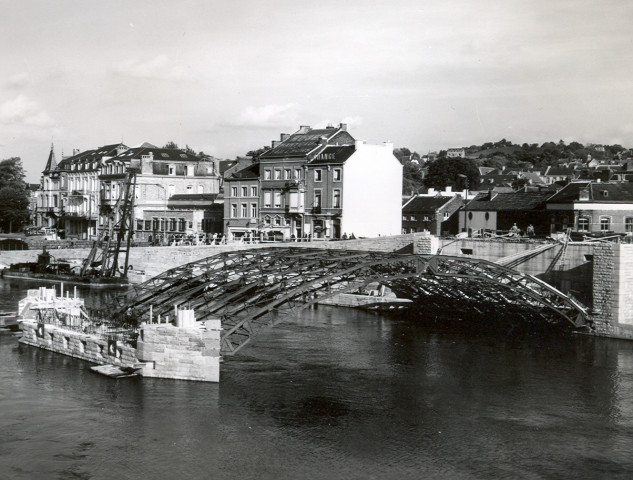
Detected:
left=579, top=188, right=590, bottom=201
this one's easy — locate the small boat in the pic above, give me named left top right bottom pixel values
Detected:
left=90, top=364, right=141, bottom=379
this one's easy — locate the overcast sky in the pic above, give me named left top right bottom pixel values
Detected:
left=1, top=0, right=633, bottom=181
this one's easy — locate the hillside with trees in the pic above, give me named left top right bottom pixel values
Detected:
left=398, top=139, right=632, bottom=194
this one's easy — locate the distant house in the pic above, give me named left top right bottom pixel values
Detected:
left=546, top=182, right=633, bottom=234
left=447, top=148, right=466, bottom=158
left=402, top=195, right=463, bottom=235
left=541, top=166, right=578, bottom=184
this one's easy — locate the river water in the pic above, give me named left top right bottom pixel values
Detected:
left=1, top=277, right=633, bottom=479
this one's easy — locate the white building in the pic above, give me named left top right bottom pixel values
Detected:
left=340, top=140, right=402, bottom=237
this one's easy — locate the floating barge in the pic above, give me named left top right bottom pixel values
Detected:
left=1, top=247, right=133, bottom=287
left=17, top=286, right=222, bottom=382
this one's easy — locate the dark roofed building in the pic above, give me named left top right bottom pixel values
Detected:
left=402, top=194, right=463, bottom=235
left=546, top=182, right=633, bottom=235
left=461, top=190, right=554, bottom=235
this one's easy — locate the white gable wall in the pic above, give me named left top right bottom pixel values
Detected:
left=341, top=141, right=402, bottom=237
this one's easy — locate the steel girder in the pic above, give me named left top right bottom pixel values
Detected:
left=110, top=247, right=590, bottom=356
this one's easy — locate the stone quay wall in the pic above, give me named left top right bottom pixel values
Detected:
left=19, top=321, right=138, bottom=367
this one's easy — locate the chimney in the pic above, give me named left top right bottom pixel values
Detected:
left=428, top=188, right=436, bottom=195
left=298, top=125, right=311, bottom=134
left=445, top=186, right=452, bottom=193
left=272, top=140, right=280, bottom=148
left=280, top=133, right=290, bottom=141
left=73, top=148, right=80, bottom=155
left=339, top=123, right=347, bottom=131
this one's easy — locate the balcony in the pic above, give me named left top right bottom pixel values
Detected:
left=286, top=205, right=305, bottom=214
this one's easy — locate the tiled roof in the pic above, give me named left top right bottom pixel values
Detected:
left=43, top=146, right=56, bottom=173
left=467, top=191, right=553, bottom=211
left=403, top=195, right=457, bottom=213
left=259, top=126, right=354, bottom=159
left=113, top=147, right=199, bottom=162
left=56, top=143, right=126, bottom=171
left=548, top=182, right=633, bottom=203
left=225, top=162, right=259, bottom=180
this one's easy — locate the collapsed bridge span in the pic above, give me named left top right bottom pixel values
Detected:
left=109, top=247, right=590, bottom=355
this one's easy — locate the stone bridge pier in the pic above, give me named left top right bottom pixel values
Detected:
left=590, top=243, right=633, bottom=340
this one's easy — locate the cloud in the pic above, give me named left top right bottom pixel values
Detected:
left=233, top=103, right=300, bottom=128
left=113, top=55, right=192, bottom=81
left=4, top=72, right=31, bottom=89
left=0, top=95, right=55, bottom=127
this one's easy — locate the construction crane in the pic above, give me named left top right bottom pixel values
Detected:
left=81, top=164, right=139, bottom=279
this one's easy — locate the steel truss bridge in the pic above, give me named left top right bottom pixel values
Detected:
left=110, top=247, right=590, bottom=356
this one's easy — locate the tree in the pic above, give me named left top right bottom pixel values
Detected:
left=0, top=157, right=27, bottom=191
left=163, top=141, right=179, bottom=150
left=402, top=161, right=426, bottom=195
left=0, top=185, right=30, bottom=232
left=246, top=146, right=270, bottom=158
left=423, top=158, right=479, bottom=190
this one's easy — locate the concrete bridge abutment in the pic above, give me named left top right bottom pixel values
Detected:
left=590, top=243, right=633, bottom=340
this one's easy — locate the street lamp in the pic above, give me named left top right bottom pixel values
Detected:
left=457, top=174, right=469, bottom=236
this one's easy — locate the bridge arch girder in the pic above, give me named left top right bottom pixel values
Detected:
left=110, top=247, right=590, bottom=356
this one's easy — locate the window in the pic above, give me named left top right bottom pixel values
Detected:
left=274, top=191, right=282, bottom=208
left=242, top=186, right=248, bottom=197
left=274, top=217, right=281, bottom=226
left=136, top=220, right=144, bottom=231
left=294, top=169, right=301, bottom=179
left=264, top=216, right=271, bottom=225
left=145, top=220, right=151, bottom=231
left=264, top=191, right=272, bottom=208
left=264, top=169, right=271, bottom=180
left=231, top=186, right=238, bottom=197
left=231, top=204, right=237, bottom=218
left=274, top=169, right=281, bottom=180
left=169, top=165, right=175, bottom=175
left=314, top=191, right=322, bottom=207
left=333, top=189, right=341, bottom=208
left=241, top=203, right=247, bottom=217
left=333, top=168, right=342, bottom=181
left=626, top=217, right=633, bottom=233
left=402, top=215, right=407, bottom=221
left=170, top=219, right=177, bottom=231
left=284, top=169, right=291, bottom=180
left=578, top=216, right=590, bottom=232
left=444, top=212, right=450, bottom=219
left=423, top=216, right=430, bottom=221
left=600, top=216, right=610, bottom=232
left=251, top=186, right=257, bottom=197
left=179, top=219, right=186, bottom=232
left=314, top=169, right=322, bottom=182
left=251, top=203, right=257, bottom=218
